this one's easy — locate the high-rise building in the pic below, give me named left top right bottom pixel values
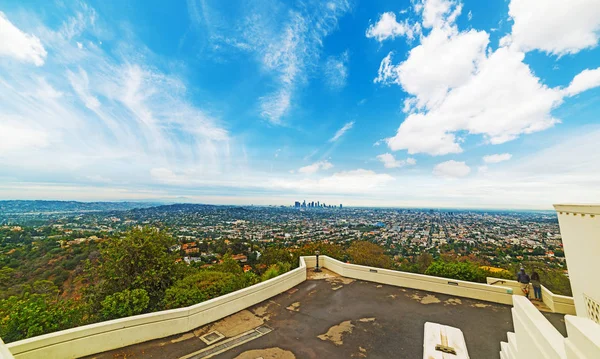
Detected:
left=340, top=204, right=342, bottom=209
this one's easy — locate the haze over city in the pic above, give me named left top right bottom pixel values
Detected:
left=1, top=0, right=600, bottom=208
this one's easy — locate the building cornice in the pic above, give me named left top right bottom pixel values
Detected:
left=554, top=204, right=600, bottom=217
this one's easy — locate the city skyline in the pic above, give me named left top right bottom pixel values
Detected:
left=1, top=0, right=600, bottom=209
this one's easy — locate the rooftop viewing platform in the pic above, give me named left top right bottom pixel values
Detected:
left=1, top=204, right=599, bottom=359
left=86, top=267, right=566, bottom=359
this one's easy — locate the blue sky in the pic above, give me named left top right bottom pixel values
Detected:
left=1, top=0, right=599, bottom=209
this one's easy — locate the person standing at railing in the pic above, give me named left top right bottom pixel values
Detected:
left=517, top=268, right=530, bottom=298
left=531, top=271, right=542, bottom=301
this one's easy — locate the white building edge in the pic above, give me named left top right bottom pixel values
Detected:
left=0, top=204, right=599, bottom=358
left=499, top=205, right=600, bottom=359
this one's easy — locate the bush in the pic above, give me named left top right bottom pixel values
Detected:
left=425, top=261, right=489, bottom=283
left=0, top=294, right=87, bottom=342
left=347, top=241, right=393, bottom=269
left=260, top=262, right=291, bottom=281
left=100, top=289, right=150, bottom=320
left=163, top=271, right=247, bottom=309
left=296, top=243, right=345, bottom=261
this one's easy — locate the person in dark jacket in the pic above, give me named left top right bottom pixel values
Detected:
left=517, top=268, right=530, bottom=298
left=531, top=271, right=542, bottom=300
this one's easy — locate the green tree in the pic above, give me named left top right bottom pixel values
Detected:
left=0, top=294, right=87, bottom=342
left=346, top=241, right=393, bottom=269
left=88, top=227, right=180, bottom=310
left=415, top=253, right=434, bottom=273
left=261, top=265, right=281, bottom=281
left=32, top=280, right=59, bottom=296
left=260, top=262, right=292, bottom=281
left=260, top=247, right=297, bottom=269
left=163, top=271, right=246, bottom=309
left=214, top=253, right=243, bottom=275
left=100, top=289, right=150, bottom=320
left=297, top=243, right=345, bottom=260
left=0, top=267, right=16, bottom=290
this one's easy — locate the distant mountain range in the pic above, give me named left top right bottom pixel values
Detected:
left=0, top=200, right=160, bottom=214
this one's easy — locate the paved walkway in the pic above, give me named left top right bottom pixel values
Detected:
left=85, top=272, right=566, bottom=359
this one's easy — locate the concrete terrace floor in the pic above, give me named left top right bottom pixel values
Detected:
left=86, top=269, right=567, bottom=359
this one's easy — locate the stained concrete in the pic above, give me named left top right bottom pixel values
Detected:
left=85, top=276, right=567, bottom=359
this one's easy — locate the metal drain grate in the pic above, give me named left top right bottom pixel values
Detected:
left=181, top=326, right=273, bottom=359
left=199, top=330, right=225, bottom=345
left=255, top=326, right=272, bottom=335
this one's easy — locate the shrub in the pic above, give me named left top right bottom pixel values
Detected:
left=347, top=241, right=393, bottom=269
left=100, top=288, right=150, bottom=320
left=0, top=294, right=87, bottom=342
left=425, top=260, right=489, bottom=283
left=163, top=271, right=246, bottom=309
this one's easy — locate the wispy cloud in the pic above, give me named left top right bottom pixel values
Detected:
left=433, top=160, right=470, bottom=178
left=366, top=12, right=420, bottom=42
left=376, top=153, right=416, bottom=168
left=483, top=153, right=512, bottom=163
left=0, top=11, right=47, bottom=66
left=324, top=50, right=349, bottom=90
left=188, top=0, right=351, bottom=124
left=0, top=5, right=231, bottom=186
left=298, top=160, right=333, bottom=174
left=329, top=121, right=354, bottom=142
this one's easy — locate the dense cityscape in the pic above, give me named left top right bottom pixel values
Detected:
left=1, top=200, right=565, bottom=265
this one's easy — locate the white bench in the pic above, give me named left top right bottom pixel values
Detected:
left=423, top=322, right=469, bottom=359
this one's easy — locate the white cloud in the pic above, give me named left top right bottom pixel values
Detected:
left=298, top=160, right=334, bottom=174
left=366, top=12, right=420, bottom=42
left=376, top=153, right=416, bottom=168
left=67, top=68, right=101, bottom=110
left=324, top=50, right=349, bottom=90
left=0, top=121, right=49, bottom=154
left=374, top=27, right=489, bottom=111
left=150, top=168, right=181, bottom=184
left=329, top=121, right=354, bottom=142
left=260, top=89, right=291, bottom=125
left=0, top=12, right=47, bottom=66
left=418, top=0, right=463, bottom=29
left=270, top=169, right=395, bottom=193
left=564, top=67, right=600, bottom=96
left=433, top=160, right=470, bottom=178
left=505, top=0, right=600, bottom=55
left=375, top=0, right=600, bottom=156
left=483, top=153, right=512, bottom=163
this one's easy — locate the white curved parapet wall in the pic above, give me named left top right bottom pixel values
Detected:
left=307, top=255, right=516, bottom=305
left=6, top=258, right=307, bottom=359
left=486, top=277, right=576, bottom=315
left=0, top=338, right=15, bottom=359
